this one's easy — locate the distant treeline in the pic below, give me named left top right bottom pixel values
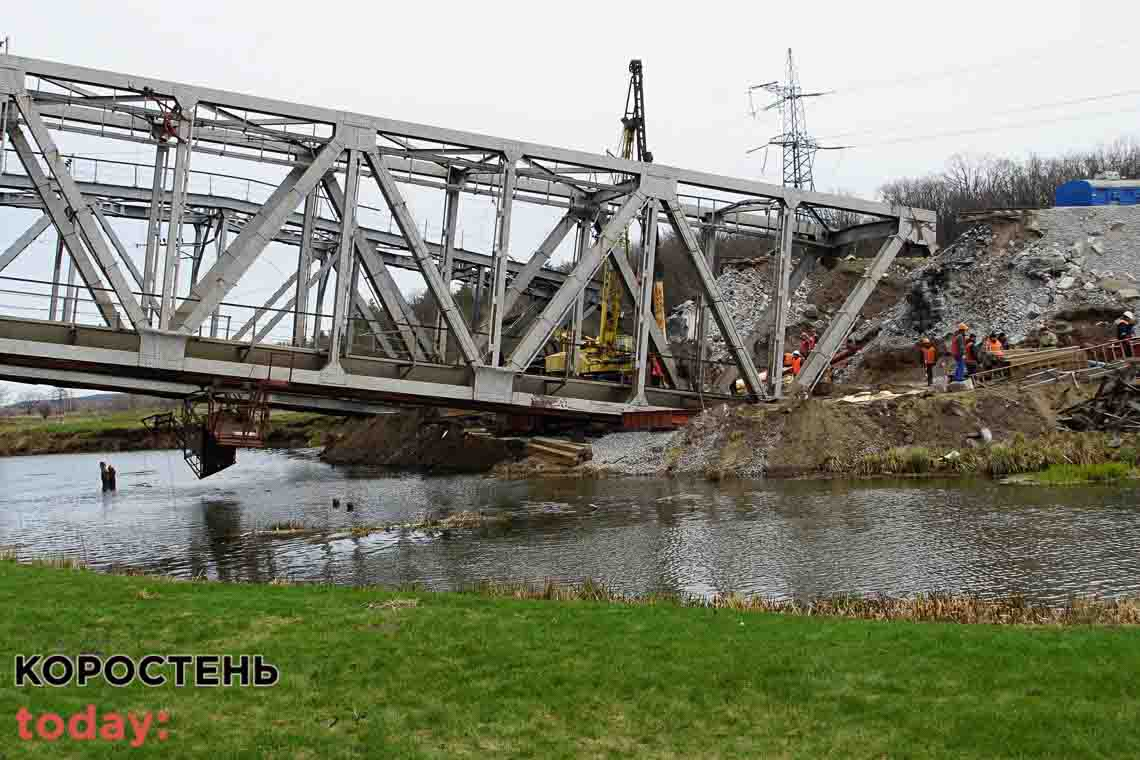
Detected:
left=879, top=140, right=1140, bottom=244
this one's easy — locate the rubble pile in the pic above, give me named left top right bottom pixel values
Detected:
left=843, top=206, right=1140, bottom=379
left=703, top=267, right=769, bottom=360
left=682, top=263, right=822, bottom=362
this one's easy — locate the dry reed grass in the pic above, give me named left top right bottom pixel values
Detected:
left=468, top=579, right=1140, bottom=625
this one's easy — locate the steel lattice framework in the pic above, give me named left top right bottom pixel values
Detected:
left=0, top=55, right=935, bottom=418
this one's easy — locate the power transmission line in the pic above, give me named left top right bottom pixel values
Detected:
left=827, top=37, right=1133, bottom=97
left=846, top=103, right=1140, bottom=149
left=819, top=88, right=1140, bottom=142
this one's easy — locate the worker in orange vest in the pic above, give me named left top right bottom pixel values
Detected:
left=791, top=350, right=803, bottom=375
left=918, top=337, right=938, bottom=386
left=985, top=331, right=1004, bottom=359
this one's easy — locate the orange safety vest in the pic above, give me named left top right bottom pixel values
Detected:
left=791, top=356, right=802, bottom=375
left=921, top=345, right=936, bottom=365
left=986, top=338, right=1004, bottom=358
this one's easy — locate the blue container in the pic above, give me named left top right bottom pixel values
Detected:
left=1055, top=179, right=1140, bottom=206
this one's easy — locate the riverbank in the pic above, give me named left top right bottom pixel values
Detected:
left=0, top=409, right=340, bottom=457
left=3, top=560, right=1140, bottom=757
left=577, top=382, right=1140, bottom=481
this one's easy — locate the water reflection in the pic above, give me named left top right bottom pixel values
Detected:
left=1, top=448, right=1139, bottom=602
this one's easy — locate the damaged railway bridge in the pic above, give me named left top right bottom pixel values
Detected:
left=0, top=54, right=935, bottom=468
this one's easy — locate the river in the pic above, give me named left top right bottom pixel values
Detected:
left=2, top=448, right=1139, bottom=602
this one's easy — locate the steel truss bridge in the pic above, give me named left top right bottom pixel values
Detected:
left=0, top=55, right=935, bottom=421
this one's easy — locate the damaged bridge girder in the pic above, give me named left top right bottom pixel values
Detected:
left=0, top=54, right=934, bottom=417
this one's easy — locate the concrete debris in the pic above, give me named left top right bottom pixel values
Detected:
left=841, top=205, right=1140, bottom=381
left=700, top=266, right=772, bottom=361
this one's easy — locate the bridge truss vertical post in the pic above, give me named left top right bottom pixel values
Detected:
left=312, top=255, right=330, bottom=347
left=210, top=210, right=226, bottom=338
left=487, top=154, right=517, bottom=366
left=630, top=200, right=659, bottom=404
left=568, top=216, right=590, bottom=376
left=326, top=149, right=361, bottom=370
left=160, top=105, right=195, bottom=331
left=62, top=254, right=77, bottom=324
left=143, top=143, right=169, bottom=326
left=48, top=234, right=64, bottom=321
left=437, top=166, right=463, bottom=362
left=295, top=191, right=319, bottom=346
left=695, top=214, right=718, bottom=392
left=767, top=199, right=798, bottom=398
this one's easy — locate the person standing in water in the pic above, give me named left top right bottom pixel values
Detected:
left=99, top=462, right=117, bottom=492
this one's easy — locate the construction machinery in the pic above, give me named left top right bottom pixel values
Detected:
left=545, top=59, right=667, bottom=383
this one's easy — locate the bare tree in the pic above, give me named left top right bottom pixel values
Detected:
left=880, top=139, right=1140, bottom=244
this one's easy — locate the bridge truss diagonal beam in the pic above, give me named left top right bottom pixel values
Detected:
left=601, top=208, right=678, bottom=389
left=3, top=122, right=122, bottom=327
left=320, top=170, right=430, bottom=362
left=506, top=188, right=648, bottom=373
left=363, top=149, right=482, bottom=367
left=9, top=95, right=146, bottom=328
left=0, top=212, right=51, bottom=273
left=91, top=204, right=161, bottom=317
left=662, top=195, right=764, bottom=399
left=790, top=224, right=909, bottom=397
left=173, top=137, right=346, bottom=333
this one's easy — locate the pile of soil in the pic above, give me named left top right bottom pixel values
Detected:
left=665, top=384, right=1088, bottom=479
left=321, top=409, right=526, bottom=473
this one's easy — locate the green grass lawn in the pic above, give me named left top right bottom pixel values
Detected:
left=0, top=409, right=332, bottom=455
left=0, top=409, right=324, bottom=436
left=1, top=563, right=1139, bottom=758
left=0, top=408, right=169, bottom=435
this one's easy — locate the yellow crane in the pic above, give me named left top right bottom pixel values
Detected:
left=545, top=60, right=666, bottom=383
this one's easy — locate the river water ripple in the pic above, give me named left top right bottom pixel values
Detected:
left=2, top=448, right=1138, bottom=602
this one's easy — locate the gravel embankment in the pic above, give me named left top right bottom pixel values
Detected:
left=585, top=430, right=677, bottom=476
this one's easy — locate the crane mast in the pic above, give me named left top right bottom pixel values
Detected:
left=543, top=58, right=667, bottom=386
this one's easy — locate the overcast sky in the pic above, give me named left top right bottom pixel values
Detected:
left=2, top=0, right=1138, bottom=400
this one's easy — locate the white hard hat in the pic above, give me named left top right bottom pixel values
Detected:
left=792, top=350, right=801, bottom=357
left=1125, top=311, right=1135, bottom=320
